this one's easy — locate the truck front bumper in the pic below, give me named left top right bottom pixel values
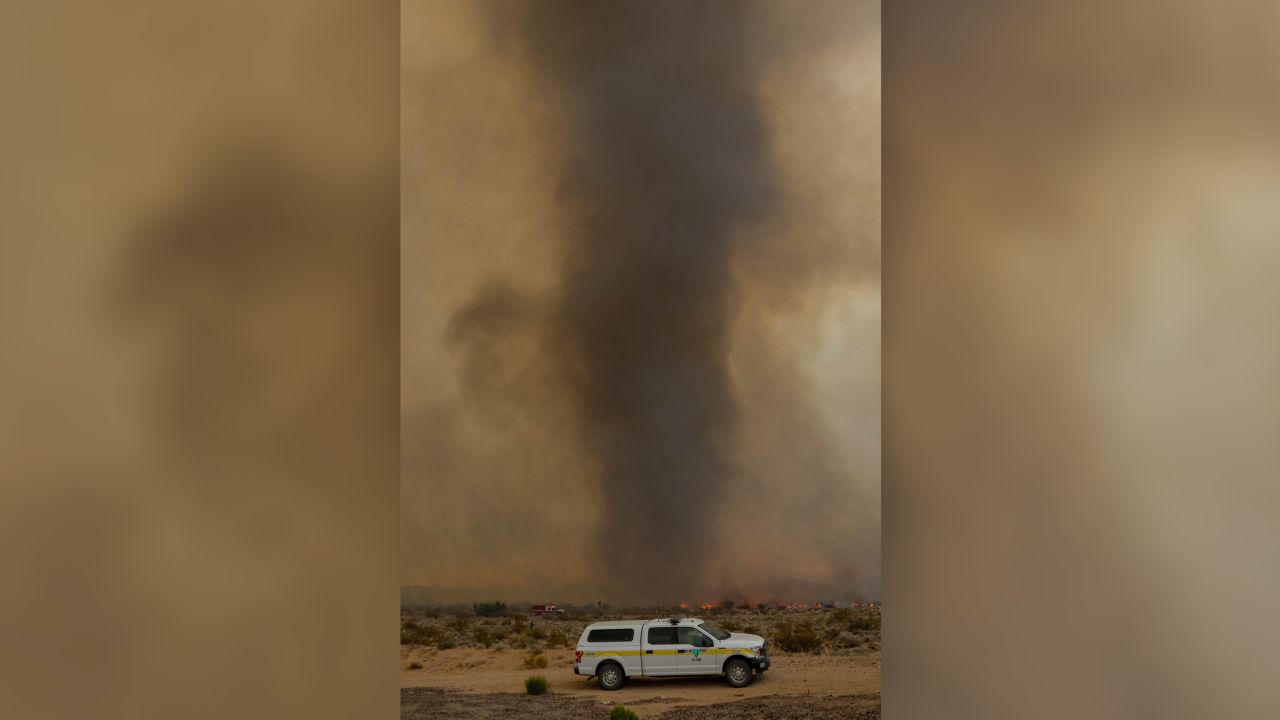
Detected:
left=750, top=655, right=770, bottom=672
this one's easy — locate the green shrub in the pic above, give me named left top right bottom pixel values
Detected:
left=447, top=615, right=471, bottom=634
left=474, top=601, right=509, bottom=617
left=545, top=629, right=570, bottom=648
left=609, top=706, right=640, bottom=720
left=408, top=661, right=423, bottom=670
left=523, top=651, right=549, bottom=669
left=524, top=675, right=549, bottom=695
left=472, top=626, right=494, bottom=647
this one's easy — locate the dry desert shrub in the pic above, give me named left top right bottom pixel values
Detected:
left=610, top=706, right=639, bottom=720
left=400, top=622, right=447, bottom=647
left=524, top=675, right=549, bottom=695
left=773, top=620, right=822, bottom=654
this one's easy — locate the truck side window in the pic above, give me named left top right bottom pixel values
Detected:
left=587, top=629, right=634, bottom=643
left=677, top=627, right=714, bottom=647
left=647, top=627, right=678, bottom=645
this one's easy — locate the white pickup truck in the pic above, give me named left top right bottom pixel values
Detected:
left=574, top=616, right=769, bottom=690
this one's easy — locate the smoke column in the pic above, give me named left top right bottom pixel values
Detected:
left=521, top=1, right=774, bottom=601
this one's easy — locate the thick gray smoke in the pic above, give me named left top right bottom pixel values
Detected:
left=518, top=1, right=775, bottom=601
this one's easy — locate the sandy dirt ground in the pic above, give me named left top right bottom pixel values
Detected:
left=401, top=687, right=880, bottom=719
left=400, top=647, right=880, bottom=718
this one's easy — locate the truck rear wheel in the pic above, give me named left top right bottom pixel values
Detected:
left=597, top=661, right=625, bottom=691
left=724, top=658, right=753, bottom=688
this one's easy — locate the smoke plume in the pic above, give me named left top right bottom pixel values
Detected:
left=515, top=0, right=774, bottom=601
left=402, top=0, right=879, bottom=605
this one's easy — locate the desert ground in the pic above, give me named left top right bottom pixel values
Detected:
left=400, top=607, right=880, bottom=719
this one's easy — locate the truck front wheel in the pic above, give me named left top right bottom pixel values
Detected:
left=724, top=658, right=754, bottom=688
left=597, top=661, right=625, bottom=691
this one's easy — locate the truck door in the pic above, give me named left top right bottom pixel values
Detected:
left=675, top=626, right=719, bottom=675
left=642, top=625, right=679, bottom=676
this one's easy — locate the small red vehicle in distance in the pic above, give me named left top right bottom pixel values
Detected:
left=531, top=603, right=566, bottom=616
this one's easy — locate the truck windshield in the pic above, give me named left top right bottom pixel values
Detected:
left=697, top=621, right=731, bottom=640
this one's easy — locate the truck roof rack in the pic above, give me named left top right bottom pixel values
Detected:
left=668, top=615, right=686, bottom=624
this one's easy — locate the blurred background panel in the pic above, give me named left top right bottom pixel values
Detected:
left=0, top=2, right=398, bottom=718
left=886, top=1, right=1280, bottom=718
